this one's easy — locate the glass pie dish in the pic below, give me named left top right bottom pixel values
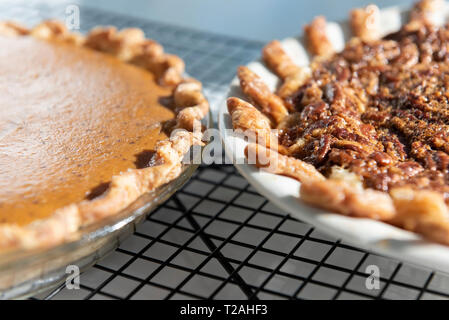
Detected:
left=0, top=111, right=211, bottom=300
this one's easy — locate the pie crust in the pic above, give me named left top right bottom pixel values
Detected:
left=228, top=0, right=449, bottom=245
left=0, top=20, right=208, bottom=251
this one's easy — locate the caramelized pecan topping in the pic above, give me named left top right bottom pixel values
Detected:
left=281, top=24, right=449, bottom=202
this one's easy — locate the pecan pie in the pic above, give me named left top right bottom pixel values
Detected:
left=0, top=21, right=208, bottom=251
left=228, top=0, right=449, bottom=245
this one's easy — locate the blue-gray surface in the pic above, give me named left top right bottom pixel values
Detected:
left=80, top=0, right=415, bottom=42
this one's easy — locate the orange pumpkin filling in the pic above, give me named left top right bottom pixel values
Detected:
left=0, top=35, right=175, bottom=225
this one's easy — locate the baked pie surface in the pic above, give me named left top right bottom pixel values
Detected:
left=228, top=0, right=449, bottom=245
left=0, top=21, right=208, bottom=250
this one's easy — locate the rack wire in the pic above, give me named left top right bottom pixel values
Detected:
left=3, top=0, right=449, bottom=300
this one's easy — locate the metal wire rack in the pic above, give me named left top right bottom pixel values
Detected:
left=3, top=0, right=449, bottom=300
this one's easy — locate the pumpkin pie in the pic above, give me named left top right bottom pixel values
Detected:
left=0, top=20, right=208, bottom=251
left=228, top=0, right=449, bottom=245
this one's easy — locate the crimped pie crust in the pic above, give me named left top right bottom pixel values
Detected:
left=0, top=20, right=208, bottom=251
left=228, top=0, right=449, bottom=245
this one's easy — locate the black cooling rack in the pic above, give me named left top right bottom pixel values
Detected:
left=3, top=0, right=449, bottom=300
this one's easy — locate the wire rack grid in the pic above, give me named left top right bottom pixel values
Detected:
left=2, top=1, right=449, bottom=300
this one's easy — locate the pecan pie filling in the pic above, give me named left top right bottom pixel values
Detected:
left=228, top=0, right=449, bottom=245
left=280, top=24, right=449, bottom=203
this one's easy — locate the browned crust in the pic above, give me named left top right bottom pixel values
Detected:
left=277, top=69, right=311, bottom=103
left=350, top=4, right=381, bottom=41
left=77, top=130, right=202, bottom=224
left=304, top=16, right=334, bottom=57
left=172, top=78, right=209, bottom=131
left=408, top=0, right=444, bottom=30
left=300, top=172, right=449, bottom=244
left=389, top=188, right=449, bottom=245
left=237, top=66, right=289, bottom=125
left=245, top=143, right=325, bottom=183
left=227, top=97, right=286, bottom=153
left=262, top=40, right=311, bottom=106
left=229, top=2, right=449, bottom=246
left=0, top=20, right=207, bottom=251
left=300, top=179, right=396, bottom=221
left=227, top=97, right=272, bottom=133
left=84, top=26, right=185, bottom=86
left=30, top=20, right=85, bottom=45
left=262, top=40, right=301, bottom=80
left=0, top=21, right=29, bottom=36
left=300, top=183, right=449, bottom=244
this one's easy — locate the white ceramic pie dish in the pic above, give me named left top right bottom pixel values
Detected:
left=218, top=4, right=449, bottom=274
